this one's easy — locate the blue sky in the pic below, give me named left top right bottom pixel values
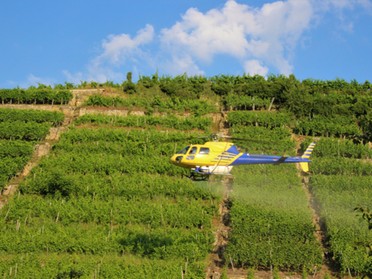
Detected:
left=1, top=0, right=372, bottom=88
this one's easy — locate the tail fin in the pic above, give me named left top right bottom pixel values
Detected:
left=300, top=142, right=316, bottom=172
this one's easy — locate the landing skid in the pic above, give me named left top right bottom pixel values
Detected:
left=188, top=171, right=210, bottom=181
left=187, top=170, right=233, bottom=181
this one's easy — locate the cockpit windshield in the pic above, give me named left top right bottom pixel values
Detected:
left=177, top=146, right=190, bottom=154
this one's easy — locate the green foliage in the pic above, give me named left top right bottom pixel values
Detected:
left=308, top=138, right=372, bottom=159
left=310, top=136, right=372, bottom=277
left=311, top=157, right=372, bottom=176
left=0, top=109, right=64, bottom=191
left=84, top=94, right=217, bottom=116
left=226, top=165, right=323, bottom=272
left=0, top=140, right=33, bottom=158
left=0, top=121, right=50, bottom=141
left=158, top=74, right=207, bottom=99
left=227, top=110, right=295, bottom=155
left=137, top=73, right=159, bottom=88
left=224, top=93, right=272, bottom=111
left=0, top=114, right=219, bottom=277
left=354, top=207, right=372, bottom=230
left=123, top=81, right=137, bottom=94
left=0, top=88, right=72, bottom=104
left=75, top=113, right=212, bottom=131
left=294, top=115, right=362, bottom=139
left=233, top=75, right=274, bottom=98
left=227, top=111, right=293, bottom=129
left=79, top=73, right=372, bottom=141
left=0, top=108, right=64, bottom=126
left=210, top=74, right=235, bottom=96
left=358, top=110, right=372, bottom=142
left=246, top=268, right=255, bottom=279
left=0, top=253, right=204, bottom=279
left=1, top=74, right=372, bottom=277
left=230, top=126, right=294, bottom=155
left=302, top=266, right=308, bottom=279
left=0, top=157, right=30, bottom=190
left=310, top=174, right=372, bottom=276
left=21, top=171, right=214, bottom=200
left=36, top=170, right=77, bottom=199
left=123, top=72, right=137, bottom=94
left=225, top=117, right=322, bottom=273
left=220, top=267, right=228, bottom=279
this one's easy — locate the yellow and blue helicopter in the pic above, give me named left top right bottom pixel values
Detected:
left=170, top=135, right=316, bottom=179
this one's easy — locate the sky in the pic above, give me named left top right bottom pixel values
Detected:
left=1, top=0, right=372, bottom=88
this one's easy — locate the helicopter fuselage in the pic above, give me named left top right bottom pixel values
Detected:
left=170, top=142, right=240, bottom=168
left=170, top=141, right=315, bottom=175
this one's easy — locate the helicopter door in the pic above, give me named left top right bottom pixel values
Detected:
left=186, top=146, right=198, bottom=160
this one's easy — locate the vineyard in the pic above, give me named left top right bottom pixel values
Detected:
left=225, top=113, right=323, bottom=273
left=309, top=138, right=372, bottom=276
left=0, top=88, right=72, bottom=105
left=0, top=110, right=220, bottom=278
left=0, top=109, right=64, bottom=193
left=0, top=75, right=371, bottom=278
left=224, top=112, right=371, bottom=278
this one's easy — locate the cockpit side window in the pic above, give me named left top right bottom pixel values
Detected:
left=189, top=146, right=198, bottom=154
left=177, top=146, right=190, bottom=154
left=199, top=147, right=210, bottom=154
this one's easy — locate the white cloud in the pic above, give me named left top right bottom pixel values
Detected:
left=358, top=0, right=372, bottom=10
left=244, top=60, right=269, bottom=76
left=312, top=0, right=372, bottom=32
left=161, top=54, right=204, bottom=76
left=63, top=0, right=372, bottom=83
left=160, top=0, right=313, bottom=76
left=98, top=24, right=154, bottom=64
left=64, top=24, right=155, bottom=83
left=160, top=2, right=255, bottom=62
left=316, top=0, right=372, bottom=10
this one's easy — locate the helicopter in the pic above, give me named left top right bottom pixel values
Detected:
left=170, top=135, right=316, bottom=179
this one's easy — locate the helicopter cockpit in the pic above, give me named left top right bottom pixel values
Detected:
left=175, top=146, right=210, bottom=156
left=172, top=145, right=211, bottom=165
left=176, top=146, right=190, bottom=154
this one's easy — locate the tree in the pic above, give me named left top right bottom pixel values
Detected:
left=123, top=72, right=137, bottom=94
left=210, top=75, right=234, bottom=96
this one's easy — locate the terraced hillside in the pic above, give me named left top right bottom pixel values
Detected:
left=0, top=84, right=371, bottom=278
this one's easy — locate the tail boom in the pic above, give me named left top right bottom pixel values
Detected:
left=230, top=142, right=316, bottom=172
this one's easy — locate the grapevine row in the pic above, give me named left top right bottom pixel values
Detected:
left=0, top=114, right=220, bottom=278
left=84, top=94, right=218, bottom=116
left=75, top=113, right=212, bottom=131
left=0, top=109, right=64, bottom=191
left=0, top=88, right=72, bottom=105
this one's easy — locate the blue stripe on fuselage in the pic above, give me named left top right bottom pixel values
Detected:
left=226, top=145, right=240, bottom=154
left=231, top=153, right=310, bottom=165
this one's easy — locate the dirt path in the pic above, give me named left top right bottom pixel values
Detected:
left=295, top=138, right=338, bottom=278
left=206, top=175, right=234, bottom=279
left=205, top=112, right=233, bottom=279
left=301, top=175, right=339, bottom=278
